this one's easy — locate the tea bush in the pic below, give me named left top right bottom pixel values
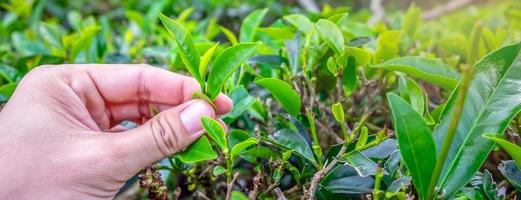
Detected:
left=1, top=0, right=521, bottom=199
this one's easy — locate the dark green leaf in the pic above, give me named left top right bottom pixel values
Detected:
left=221, top=86, right=256, bottom=123
left=498, top=160, right=521, bottom=191
left=255, top=78, right=301, bottom=117
left=267, top=129, right=316, bottom=165
left=434, top=42, right=521, bottom=197
left=207, top=42, right=260, bottom=99
left=342, top=56, right=357, bottom=95
left=342, top=150, right=379, bottom=177
left=387, top=93, right=436, bottom=200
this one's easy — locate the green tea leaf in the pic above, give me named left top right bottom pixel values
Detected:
left=401, top=4, right=421, bottom=38
left=484, top=134, right=521, bottom=168
left=201, top=117, right=227, bottom=151
left=356, top=127, right=368, bottom=149
left=178, top=136, right=217, bottom=163
left=206, top=42, right=260, bottom=100
left=70, top=26, right=100, bottom=62
left=343, top=150, right=379, bottom=177
left=283, top=14, right=313, bottom=34
left=199, top=43, right=219, bottom=80
left=315, top=19, right=344, bottom=54
left=387, top=93, right=436, bottom=200
left=221, top=86, right=256, bottom=123
left=372, top=56, right=460, bottom=90
left=220, top=26, right=238, bottom=45
left=231, top=191, right=249, bottom=200
left=255, top=78, right=302, bottom=117
left=230, top=137, right=258, bottom=160
left=267, top=129, right=316, bottom=165
left=331, top=103, right=344, bottom=123
left=213, top=165, right=226, bottom=176
left=239, top=8, right=268, bottom=42
left=398, top=75, right=424, bottom=115
left=158, top=11, right=201, bottom=82
left=433, top=42, right=521, bottom=197
left=342, top=56, right=357, bottom=95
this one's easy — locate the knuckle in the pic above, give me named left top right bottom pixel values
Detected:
left=149, top=113, right=186, bottom=155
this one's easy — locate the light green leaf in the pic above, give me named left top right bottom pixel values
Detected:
left=484, top=134, right=521, bottom=168
left=255, top=78, right=302, bottom=117
left=315, top=19, right=344, bottom=54
left=199, top=43, right=219, bottom=80
left=239, top=8, right=268, bottom=42
left=283, top=14, right=313, bottom=34
left=213, top=165, right=226, bottom=176
left=178, top=136, right=217, bottom=163
left=201, top=117, right=227, bottom=151
left=356, top=127, right=368, bottom=149
left=231, top=191, right=249, bottom=200
left=387, top=93, right=436, bottom=200
left=206, top=42, right=260, bottom=100
left=433, top=42, right=521, bottom=197
left=158, top=11, right=201, bottom=82
left=331, top=103, right=344, bottom=123
left=220, top=26, right=238, bottom=45
left=230, top=137, right=258, bottom=160
left=402, top=4, right=421, bottom=38
left=398, top=75, right=424, bottom=115
left=70, top=26, right=100, bottom=62
left=372, top=56, right=460, bottom=90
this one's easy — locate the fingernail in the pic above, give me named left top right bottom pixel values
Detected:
left=180, top=101, right=214, bottom=134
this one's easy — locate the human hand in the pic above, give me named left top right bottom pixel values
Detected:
left=0, top=64, right=232, bottom=199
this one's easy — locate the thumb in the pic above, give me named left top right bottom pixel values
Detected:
left=112, top=99, right=215, bottom=171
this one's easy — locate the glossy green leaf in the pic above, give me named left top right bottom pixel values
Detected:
left=230, top=137, right=258, bottom=161
left=283, top=14, right=313, bottom=34
left=255, top=78, right=301, bottom=117
left=206, top=42, right=260, bottom=100
left=327, top=56, right=338, bottom=75
left=318, top=165, right=374, bottom=197
left=266, top=129, right=316, bottom=165
left=331, top=103, right=344, bottom=123
left=387, top=93, right=436, bottom=200
left=484, top=134, right=521, bottom=168
left=398, top=75, right=424, bottom=115
left=315, top=19, right=344, bottom=54
left=199, top=43, right=219, bottom=80
left=372, top=56, right=460, bottom=90
left=220, top=26, right=238, bottom=45
left=343, top=151, right=379, bottom=177
left=178, top=136, right=217, bottom=163
left=213, top=165, right=226, bottom=176
left=239, top=8, right=268, bottom=42
left=201, top=117, right=227, bottom=151
left=158, top=11, right=201, bottom=82
left=433, top=42, right=521, bottom=197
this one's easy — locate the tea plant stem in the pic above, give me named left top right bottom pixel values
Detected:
left=225, top=172, right=239, bottom=200
left=225, top=153, right=233, bottom=183
left=274, top=187, right=288, bottom=200
left=306, top=110, right=324, bottom=167
left=426, top=64, right=474, bottom=200
left=372, top=163, right=383, bottom=200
